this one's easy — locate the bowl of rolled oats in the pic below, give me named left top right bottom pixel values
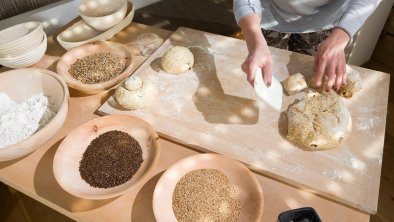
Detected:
left=56, top=41, right=134, bottom=94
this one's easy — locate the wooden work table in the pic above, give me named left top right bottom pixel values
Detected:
left=0, top=22, right=371, bottom=221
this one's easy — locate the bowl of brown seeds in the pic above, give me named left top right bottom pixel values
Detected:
left=153, top=153, right=264, bottom=222
left=56, top=41, right=134, bottom=95
left=53, top=115, right=160, bottom=199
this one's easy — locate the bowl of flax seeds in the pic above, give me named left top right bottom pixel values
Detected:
left=53, top=115, right=160, bottom=199
left=56, top=41, right=134, bottom=95
left=153, top=153, right=264, bottom=222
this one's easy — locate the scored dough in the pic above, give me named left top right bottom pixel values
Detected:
left=283, top=73, right=308, bottom=95
left=161, top=46, right=194, bottom=74
left=115, top=76, right=157, bottom=110
left=287, top=90, right=352, bottom=151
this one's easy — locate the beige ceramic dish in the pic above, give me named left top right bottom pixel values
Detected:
left=0, top=33, right=47, bottom=68
left=153, top=153, right=264, bottom=222
left=0, top=68, right=69, bottom=161
left=57, top=1, right=134, bottom=50
left=79, top=0, right=127, bottom=31
left=53, top=115, right=161, bottom=199
left=0, top=22, right=43, bottom=55
left=56, top=41, right=134, bottom=94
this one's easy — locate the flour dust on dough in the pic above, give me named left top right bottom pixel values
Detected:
left=282, top=73, right=308, bottom=95
left=287, top=90, right=352, bottom=151
left=161, top=46, right=194, bottom=74
left=115, top=76, right=157, bottom=110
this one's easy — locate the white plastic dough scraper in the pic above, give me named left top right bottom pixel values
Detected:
left=253, top=68, right=283, bottom=110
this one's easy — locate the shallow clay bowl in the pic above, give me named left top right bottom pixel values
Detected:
left=53, top=115, right=160, bottom=199
left=56, top=41, right=134, bottom=94
left=153, top=153, right=264, bottom=222
left=0, top=68, right=69, bottom=161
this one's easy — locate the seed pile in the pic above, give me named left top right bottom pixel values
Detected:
left=79, top=130, right=143, bottom=188
left=69, top=52, right=127, bottom=84
left=172, top=169, right=241, bottom=222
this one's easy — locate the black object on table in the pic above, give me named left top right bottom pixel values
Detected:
left=278, top=207, right=322, bottom=222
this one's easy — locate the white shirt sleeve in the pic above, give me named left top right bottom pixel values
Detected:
left=336, top=0, right=382, bottom=37
left=233, top=0, right=262, bottom=25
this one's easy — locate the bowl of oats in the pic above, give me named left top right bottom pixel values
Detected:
left=56, top=41, right=134, bottom=94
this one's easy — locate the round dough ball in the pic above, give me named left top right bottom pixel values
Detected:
left=125, top=76, right=143, bottom=91
left=287, top=90, right=352, bottom=151
left=115, top=79, right=157, bottom=110
left=338, top=65, right=362, bottom=98
left=161, top=46, right=194, bottom=74
left=283, top=73, right=307, bottom=95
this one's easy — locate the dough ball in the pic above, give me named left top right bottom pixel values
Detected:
left=338, top=65, right=362, bottom=98
left=287, top=90, right=352, bottom=151
left=125, top=76, right=143, bottom=91
left=161, top=46, right=194, bottom=74
left=115, top=78, right=157, bottom=110
left=283, top=73, right=307, bottom=95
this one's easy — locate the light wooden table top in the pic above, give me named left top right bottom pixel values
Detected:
left=0, top=22, right=370, bottom=222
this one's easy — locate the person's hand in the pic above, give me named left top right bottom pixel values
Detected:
left=239, top=13, right=272, bottom=87
left=314, top=28, right=350, bottom=91
left=242, top=43, right=273, bottom=86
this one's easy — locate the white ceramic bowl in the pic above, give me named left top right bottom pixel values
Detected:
left=79, top=0, right=127, bottom=31
left=57, top=1, right=134, bottom=50
left=0, top=22, right=44, bottom=57
left=0, top=33, right=47, bottom=68
left=0, top=68, right=69, bottom=161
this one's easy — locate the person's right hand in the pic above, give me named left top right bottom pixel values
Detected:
left=242, top=43, right=273, bottom=87
left=239, top=13, right=272, bottom=87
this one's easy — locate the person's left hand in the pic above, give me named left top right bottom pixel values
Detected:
left=314, top=28, right=351, bottom=91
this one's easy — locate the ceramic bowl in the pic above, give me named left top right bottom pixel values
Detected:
left=0, top=68, right=69, bottom=161
left=79, top=0, right=127, bottom=31
left=0, top=22, right=44, bottom=57
left=56, top=41, right=134, bottom=94
left=57, top=1, right=135, bottom=50
left=153, top=153, right=264, bottom=222
left=53, top=115, right=161, bottom=199
left=0, top=33, right=47, bottom=68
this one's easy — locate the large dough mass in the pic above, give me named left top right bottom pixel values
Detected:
left=287, top=90, right=352, bottom=151
left=161, top=46, right=194, bottom=74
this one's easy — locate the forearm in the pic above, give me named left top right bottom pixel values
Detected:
left=239, top=14, right=267, bottom=52
left=336, top=0, right=381, bottom=38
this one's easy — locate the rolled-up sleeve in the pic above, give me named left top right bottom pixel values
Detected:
left=336, top=0, right=381, bottom=38
left=233, top=0, right=262, bottom=25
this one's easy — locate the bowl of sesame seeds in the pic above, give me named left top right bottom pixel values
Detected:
left=153, top=153, right=264, bottom=222
left=53, top=115, right=160, bottom=199
left=56, top=41, right=134, bottom=94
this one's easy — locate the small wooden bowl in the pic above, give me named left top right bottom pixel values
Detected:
left=53, top=115, right=160, bottom=199
left=153, top=153, right=264, bottom=222
left=0, top=68, right=69, bottom=161
left=56, top=41, right=134, bottom=94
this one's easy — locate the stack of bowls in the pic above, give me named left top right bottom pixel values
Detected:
left=0, top=22, right=47, bottom=68
left=79, top=0, right=127, bottom=31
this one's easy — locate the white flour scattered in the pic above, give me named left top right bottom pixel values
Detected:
left=322, top=169, right=342, bottom=180
left=0, top=93, right=56, bottom=148
left=357, top=116, right=382, bottom=131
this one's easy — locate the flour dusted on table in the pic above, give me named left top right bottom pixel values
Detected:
left=0, top=93, right=56, bottom=148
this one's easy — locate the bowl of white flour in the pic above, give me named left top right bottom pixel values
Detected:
left=0, top=68, right=69, bottom=161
